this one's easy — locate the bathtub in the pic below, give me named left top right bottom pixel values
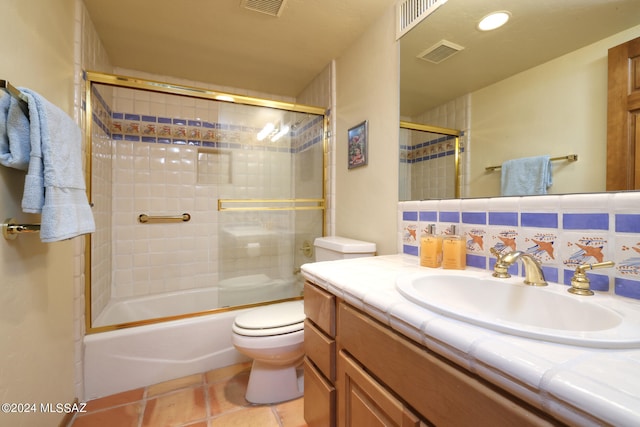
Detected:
left=84, top=281, right=305, bottom=399
left=93, top=287, right=223, bottom=327
left=94, top=277, right=301, bottom=327
left=84, top=305, right=252, bottom=400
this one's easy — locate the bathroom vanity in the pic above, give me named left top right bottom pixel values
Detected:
left=301, top=255, right=640, bottom=427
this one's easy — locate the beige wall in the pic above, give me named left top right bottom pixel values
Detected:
left=469, top=24, right=640, bottom=198
left=335, top=5, right=399, bottom=255
left=0, top=0, right=77, bottom=425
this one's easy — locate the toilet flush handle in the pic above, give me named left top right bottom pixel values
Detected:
left=300, top=240, right=313, bottom=258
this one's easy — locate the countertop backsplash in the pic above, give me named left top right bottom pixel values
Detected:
left=399, top=192, right=640, bottom=301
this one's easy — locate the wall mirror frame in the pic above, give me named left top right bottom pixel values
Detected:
left=399, top=0, right=640, bottom=200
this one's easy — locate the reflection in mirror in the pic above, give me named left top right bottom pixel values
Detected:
left=399, top=121, right=461, bottom=201
left=399, top=0, right=640, bottom=199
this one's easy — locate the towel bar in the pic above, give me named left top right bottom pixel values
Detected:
left=138, top=213, right=191, bottom=224
left=2, top=218, right=41, bottom=240
left=486, top=154, right=578, bottom=171
left=1, top=79, right=29, bottom=115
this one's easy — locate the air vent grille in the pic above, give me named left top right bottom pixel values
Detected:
left=396, top=0, right=449, bottom=40
left=417, top=40, right=464, bottom=64
left=241, top=0, right=287, bottom=17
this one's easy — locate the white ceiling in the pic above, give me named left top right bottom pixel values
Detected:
left=83, top=0, right=640, bottom=117
left=83, top=0, right=397, bottom=99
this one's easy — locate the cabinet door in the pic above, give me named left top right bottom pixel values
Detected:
left=338, top=351, right=423, bottom=427
left=304, top=357, right=336, bottom=427
left=338, top=303, right=555, bottom=426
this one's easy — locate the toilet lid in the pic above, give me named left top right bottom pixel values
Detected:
left=234, top=301, right=305, bottom=331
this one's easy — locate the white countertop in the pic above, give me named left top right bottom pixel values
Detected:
left=301, top=255, right=640, bottom=427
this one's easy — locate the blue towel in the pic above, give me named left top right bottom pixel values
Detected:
left=500, top=155, right=552, bottom=196
left=0, top=93, right=30, bottom=170
left=5, top=88, right=95, bottom=242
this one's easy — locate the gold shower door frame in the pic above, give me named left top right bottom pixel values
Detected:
left=84, top=71, right=327, bottom=333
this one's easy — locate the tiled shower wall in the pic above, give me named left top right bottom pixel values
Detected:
left=399, top=192, right=640, bottom=300
left=90, top=84, right=324, bottom=304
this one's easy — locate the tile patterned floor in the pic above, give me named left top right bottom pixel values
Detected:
left=68, top=362, right=307, bottom=427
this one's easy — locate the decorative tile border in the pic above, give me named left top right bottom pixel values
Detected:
left=398, top=192, right=640, bottom=301
left=90, top=86, right=323, bottom=153
left=400, top=134, right=464, bottom=164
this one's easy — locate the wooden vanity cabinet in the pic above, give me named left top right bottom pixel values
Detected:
left=337, top=303, right=561, bottom=427
left=304, top=280, right=562, bottom=426
left=303, top=281, right=337, bottom=427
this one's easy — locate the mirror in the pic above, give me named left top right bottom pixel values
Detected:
left=399, top=0, right=640, bottom=199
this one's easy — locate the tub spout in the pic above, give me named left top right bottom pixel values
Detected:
left=491, top=248, right=547, bottom=286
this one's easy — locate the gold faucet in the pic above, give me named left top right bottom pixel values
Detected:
left=568, top=261, right=615, bottom=296
left=491, top=248, right=547, bottom=286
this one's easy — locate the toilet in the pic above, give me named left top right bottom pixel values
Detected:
left=231, top=236, right=376, bottom=404
left=313, top=236, right=377, bottom=261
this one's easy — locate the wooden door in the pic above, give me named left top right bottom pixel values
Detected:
left=607, top=36, right=640, bottom=190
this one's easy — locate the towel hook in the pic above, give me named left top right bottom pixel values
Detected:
left=2, top=218, right=41, bottom=240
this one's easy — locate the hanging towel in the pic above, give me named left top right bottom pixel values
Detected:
left=500, top=155, right=552, bottom=196
left=0, top=93, right=30, bottom=170
left=13, top=88, right=94, bottom=242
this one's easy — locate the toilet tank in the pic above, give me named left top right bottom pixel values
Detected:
left=314, top=236, right=376, bottom=262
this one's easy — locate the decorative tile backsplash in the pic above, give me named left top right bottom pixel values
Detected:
left=399, top=192, right=640, bottom=301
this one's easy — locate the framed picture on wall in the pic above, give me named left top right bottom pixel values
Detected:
left=348, top=120, right=368, bottom=169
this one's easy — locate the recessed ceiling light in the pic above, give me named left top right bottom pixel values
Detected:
left=478, top=11, right=510, bottom=31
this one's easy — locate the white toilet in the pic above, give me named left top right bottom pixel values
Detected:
left=231, top=236, right=376, bottom=404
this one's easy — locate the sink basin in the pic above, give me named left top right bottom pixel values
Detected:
left=396, top=271, right=640, bottom=348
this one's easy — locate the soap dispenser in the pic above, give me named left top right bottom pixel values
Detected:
left=420, top=224, right=442, bottom=268
left=442, top=225, right=466, bottom=270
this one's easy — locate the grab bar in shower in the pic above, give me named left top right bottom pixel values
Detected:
left=138, top=213, right=191, bottom=224
left=2, top=218, right=41, bottom=240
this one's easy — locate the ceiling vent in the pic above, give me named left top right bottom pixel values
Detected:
left=417, top=40, right=464, bottom=64
left=396, top=0, right=449, bottom=40
left=241, top=0, right=287, bottom=17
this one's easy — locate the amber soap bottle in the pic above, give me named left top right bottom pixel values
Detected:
left=442, top=225, right=466, bottom=270
left=420, top=224, right=442, bottom=268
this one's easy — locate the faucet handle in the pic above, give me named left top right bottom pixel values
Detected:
left=568, top=261, right=615, bottom=296
left=491, top=247, right=511, bottom=278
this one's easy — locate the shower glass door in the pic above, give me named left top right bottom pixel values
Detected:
left=215, top=105, right=325, bottom=307
left=86, top=73, right=325, bottom=331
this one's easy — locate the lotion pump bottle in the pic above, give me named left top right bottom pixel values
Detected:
left=442, top=225, right=466, bottom=270
left=420, top=224, right=442, bottom=268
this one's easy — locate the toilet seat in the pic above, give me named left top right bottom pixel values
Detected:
left=233, top=301, right=305, bottom=337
